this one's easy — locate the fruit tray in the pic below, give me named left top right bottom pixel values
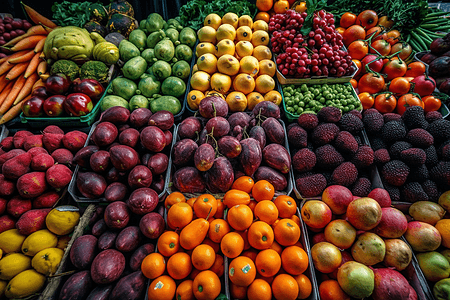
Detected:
left=166, top=117, right=294, bottom=198
left=18, top=78, right=115, bottom=129
left=273, top=56, right=359, bottom=85
left=37, top=204, right=97, bottom=300
left=0, top=124, right=8, bottom=142
left=300, top=199, right=430, bottom=300
left=280, top=82, right=362, bottom=122
left=68, top=120, right=175, bottom=203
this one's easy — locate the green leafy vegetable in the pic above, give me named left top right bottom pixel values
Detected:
left=300, top=0, right=328, bottom=35
left=179, top=0, right=257, bottom=30
left=51, top=1, right=95, bottom=27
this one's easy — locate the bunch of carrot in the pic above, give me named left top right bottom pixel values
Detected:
left=0, top=2, right=57, bottom=124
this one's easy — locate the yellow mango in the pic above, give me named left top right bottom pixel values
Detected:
left=32, top=247, right=64, bottom=275
left=0, top=253, right=31, bottom=280
left=5, top=269, right=45, bottom=299
left=22, top=229, right=57, bottom=257
left=0, top=229, right=26, bottom=254
left=46, top=206, right=80, bottom=236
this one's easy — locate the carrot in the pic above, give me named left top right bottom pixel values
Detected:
left=32, top=78, right=45, bottom=91
left=24, top=52, right=42, bottom=79
left=0, top=62, right=14, bottom=76
left=34, top=38, right=46, bottom=53
left=0, top=81, right=15, bottom=108
left=14, top=73, right=39, bottom=105
left=2, top=25, right=48, bottom=47
left=10, top=35, right=46, bottom=52
left=0, top=74, right=8, bottom=93
left=0, top=96, right=30, bottom=125
left=21, top=2, right=57, bottom=29
left=0, top=51, right=28, bottom=65
left=37, top=60, right=47, bottom=75
left=0, top=76, right=27, bottom=114
left=5, top=62, right=28, bottom=81
left=7, top=50, right=35, bottom=64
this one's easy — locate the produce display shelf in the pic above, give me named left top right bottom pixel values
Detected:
left=279, top=81, right=362, bottom=122
left=68, top=120, right=175, bottom=203
left=18, top=78, right=115, bottom=128
left=274, top=57, right=359, bottom=85
left=300, top=199, right=430, bottom=300
left=165, top=118, right=293, bottom=198
left=0, top=124, right=8, bottom=142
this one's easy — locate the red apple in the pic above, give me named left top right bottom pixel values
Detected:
left=45, top=74, right=71, bottom=95
left=43, top=95, right=66, bottom=117
left=72, top=78, right=104, bottom=101
left=64, top=93, right=93, bottom=116
left=22, top=96, right=44, bottom=117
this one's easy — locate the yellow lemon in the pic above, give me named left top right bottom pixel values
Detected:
left=222, top=12, right=239, bottom=29
left=236, top=26, right=252, bottom=42
left=0, top=253, right=31, bottom=280
left=196, top=42, right=216, bottom=57
left=233, top=74, right=256, bottom=94
left=197, top=53, right=218, bottom=74
left=216, top=24, right=236, bottom=42
left=259, top=59, right=276, bottom=77
left=211, top=73, right=232, bottom=94
left=255, top=74, right=276, bottom=94
left=251, top=30, right=270, bottom=47
left=0, top=229, right=26, bottom=254
left=216, top=39, right=235, bottom=57
left=253, top=20, right=269, bottom=32
left=46, top=206, right=80, bottom=236
left=4, top=269, right=45, bottom=299
left=240, top=56, right=260, bottom=77
left=197, top=26, right=217, bottom=44
left=190, top=71, right=211, bottom=92
left=187, top=90, right=205, bottom=110
left=0, top=280, right=6, bottom=298
left=22, top=229, right=58, bottom=257
left=32, top=247, right=64, bottom=275
left=204, top=13, right=222, bottom=30
left=235, top=41, right=254, bottom=57
left=247, top=92, right=265, bottom=110
left=264, top=90, right=282, bottom=106
left=217, top=54, right=240, bottom=76
left=253, top=45, right=272, bottom=61
left=56, top=235, right=71, bottom=251
left=226, top=92, right=248, bottom=112
left=238, top=15, right=253, bottom=28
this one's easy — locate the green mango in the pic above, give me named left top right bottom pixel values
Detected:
left=109, top=77, right=137, bottom=100
left=129, top=95, right=149, bottom=110
left=167, top=18, right=183, bottom=31
left=146, top=13, right=164, bottom=33
left=150, top=96, right=181, bottom=115
left=146, top=30, right=165, bottom=49
left=179, top=27, right=196, bottom=49
left=141, top=48, right=157, bottom=65
left=129, top=29, right=147, bottom=52
left=165, top=28, right=180, bottom=45
left=101, top=95, right=129, bottom=111
left=118, top=39, right=140, bottom=62
left=139, top=19, right=148, bottom=34
left=122, top=56, right=148, bottom=81
left=152, top=60, right=172, bottom=81
left=174, top=44, right=193, bottom=62
left=172, top=60, right=190, bottom=80
left=155, top=38, right=175, bottom=62
left=138, top=75, right=161, bottom=98
left=161, top=76, right=186, bottom=98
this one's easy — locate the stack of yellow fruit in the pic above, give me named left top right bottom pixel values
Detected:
left=187, top=12, right=282, bottom=112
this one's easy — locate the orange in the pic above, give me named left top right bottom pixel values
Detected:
left=264, top=90, right=282, bottom=106
left=255, top=249, right=281, bottom=277
left=246, top=92, right=265, bottom=110
left=248, top=221, right=274, bottom=250
left=167, top=202, right=193, bottom=230
left=229, top=256, right=257, bottom=287
left=157, top=231, right=180, bottom=257
left=258, top=59, right=276, bottom=77
left=187, top=197, right=196, bottom=208
left=192, top=244, right=216, bottom=270
left=255, top=12, right=270, bottom=23
left=208, top=218, right=230, bottom=243
left=295, top=273, right=313, bottom=299
left=214, top=198, right=225, bottom=219
left=281, top=246, right=308, bottom=275
left=252, top=180, right=275, bottom=202
left=141, top=253, right=165, bottom=279
left=319, top=279, right=350, bottom=300
left=274, top=218, right=301, bottom=246
left=194, top=194, right=217, bottom=219
left=256, top=0, right=273, bottom=12
left=232, top=176, right=254, bottom=194
left=147, top=275, right=176, bottom=300
left=210, top=254, right=224, bottom=277
left=342, top=25, right=366, bottom=47
left=253, top=45, right=272, bottom=61
left=273, top=0, right=289, bottom=14
left=435, top=219, right=450, bottom=248
left=254, top=200, right=279, bottom=225
left=269, top=240, right=283, bottom=255
left=272, top=274, right=299, bottom=300
left=217, top=54, right=240, bottom=76
left=273, top=195, right=297, bottom=218
left=176, top=279, right=195, bottom=300
left=242, top=249, right=259, bottom=261
left=193, top=270, right=221, bottom=300
left=167, top=252, right=192, bottom=280
left=231, top=283, right=248, bottom=299
left=340, top=12, right=357, bottom=28
left=239, top=56, right=260, bottom=77
left=221, top=231, right=245, bottom=258
left=227, top=204, right=253, bottom=231
left=165, top=192, right=186, bottom=209
left=202, top=237, right=220, bottom=254
left=237, top=230, right=251, bottom=250
left=290, top=214, right=301, bottom=228
left=247, top=278, right=272, bottom=300
left=248, top=200, right=258, bottom=212
left=223, top=189, right=251, bottom=208
left=226, top=91, right=248, bottom=112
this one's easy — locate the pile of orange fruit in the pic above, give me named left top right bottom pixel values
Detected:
left=254, top=0, right=307, bottom=21
left=187, top=13, right=282, bottom=112
left=141, top=177, right=312, bottom=300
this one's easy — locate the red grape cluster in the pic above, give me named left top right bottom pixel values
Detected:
left=269, top=10, right=355, bottom=78
left=0, top=17, right=33, bottom=56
